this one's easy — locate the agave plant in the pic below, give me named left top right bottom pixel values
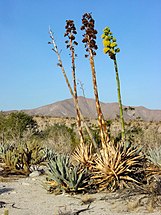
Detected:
left=47, top=153, right=90, bottom=193
left=145, top=145, right=161, bottom=178
left=0, top=140, right=46, bottom=174
left=0, top=143, right=19, bottom=171
left=92, top=141, right=144, bottom=191
left=146, top=146, right=161, bottom=168
left=72, top=143, right=95, bottom=169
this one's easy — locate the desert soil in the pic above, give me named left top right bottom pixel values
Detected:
left=0, top=173, right=161, bottom=215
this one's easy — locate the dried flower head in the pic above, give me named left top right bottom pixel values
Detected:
left=81, top=13, right=98, bottom=57
left=102, top=27, right=120, bottom=60
left=64, top=20, right=78, bottom=51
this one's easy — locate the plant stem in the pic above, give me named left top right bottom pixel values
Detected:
left=89, top=50, right=109, bottom=147
left=49, top=29, right=98, bottom=150
left=113, top=55, right=125, bottom=140
left=69, top=35, right=84, bottom=145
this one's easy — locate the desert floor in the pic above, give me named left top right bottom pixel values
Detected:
left=1, top=174, right=161, bottom=215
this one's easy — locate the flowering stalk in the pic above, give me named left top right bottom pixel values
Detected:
left=64, top=20, right=84, bottom=145
left=48, top=28, right=98, bottom=150
left=102, top=27, right=125, bottom=140
left=81, top=13, right=109, bottom=147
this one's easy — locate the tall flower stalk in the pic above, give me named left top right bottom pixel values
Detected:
left=48, top=28, right=98, bottom=150
left=102, top=27, right=125, bottom=140
left=64, top=20, right=84, bottom=145
left=81, top=13, right=109, bottom=147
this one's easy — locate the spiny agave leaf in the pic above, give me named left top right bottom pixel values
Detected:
left=147, top=146, right=161, bottom=168
left=119, top=175, right=141, bottom=184
left=92, top=140, right=144, bottom=191
left=75, top=169, right=87, bottom=188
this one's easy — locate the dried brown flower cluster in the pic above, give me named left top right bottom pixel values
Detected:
left=64, top=20, right=78, bottom=50
left=80, top=13, right=98, bottom=57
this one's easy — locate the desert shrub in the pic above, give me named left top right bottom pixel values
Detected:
left=0, top=112, right=38, bottom=144
left=0, top=139, right=46, bottom=174
left=141, top=128, right=161, bottom=153
left=0, top=112, right=8, bottom=144
left=42, top=123, right=79, bottom=154
left=83, top=124, right=101, bottom=147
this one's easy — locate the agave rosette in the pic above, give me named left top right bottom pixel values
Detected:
left=92, top=141, right=144, bottom=191
left=72, top=143, right=95, bottom=169
left=47, top=153, right=90, bottom=193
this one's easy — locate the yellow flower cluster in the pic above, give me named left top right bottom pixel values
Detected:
left=102, top=27, right=120, bottom=59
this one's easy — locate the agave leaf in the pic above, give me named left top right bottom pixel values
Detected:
left=92, top=140, right=144, bottom=191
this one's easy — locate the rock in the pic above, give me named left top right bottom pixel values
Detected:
left=0, top=167, right=4, bottom=172
left=0, top=201, right=6, bottom=208
left=21, top=182, right=30, bottom=186
left=158, top=126, right=161, bottom=133
left=29, top=170, right=41, bottom=178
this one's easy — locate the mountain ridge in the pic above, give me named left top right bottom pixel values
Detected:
left=11, top=97, right=161, bottom=122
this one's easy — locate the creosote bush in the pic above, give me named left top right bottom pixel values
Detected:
left=0, top=111, right=38, bottom=145
left=42, top=123, right=79, bottom=154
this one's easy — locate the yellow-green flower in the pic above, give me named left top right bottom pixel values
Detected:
left=101, top=34, right=106, bottom=39
left=103, top=47, right=110, bottom=54
left=103, top=40, right=111, bottom=47
left=110, top=42, right=117, bottom=48
left=115, top=48, right=120, bottom=53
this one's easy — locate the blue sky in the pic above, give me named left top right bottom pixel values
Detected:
left=0, top=0, right=161, bottom=111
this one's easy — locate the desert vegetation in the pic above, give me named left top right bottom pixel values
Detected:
left=1, top=12, right=161, bottom=214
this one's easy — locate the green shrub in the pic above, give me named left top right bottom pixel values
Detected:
left=0, top=112, right=38, bottom=144
left=42, top=123, right=79, bottom=154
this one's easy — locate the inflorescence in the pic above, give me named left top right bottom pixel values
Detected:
left=102, top=27, right=120, bottom=60
left=80, top=13, right=98, bottom=58
left=64, top=20, right=78, bottom=51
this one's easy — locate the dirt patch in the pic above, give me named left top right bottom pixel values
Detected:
left=0, top=175, right=161, bottom=215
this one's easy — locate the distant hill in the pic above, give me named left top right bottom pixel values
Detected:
left=18, top=97, right=161, bottom=122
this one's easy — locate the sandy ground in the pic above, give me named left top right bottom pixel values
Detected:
left=0, top=174, right=161, bottom=215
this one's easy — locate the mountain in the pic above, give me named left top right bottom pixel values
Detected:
left=21, top=97, right=161, bottom=122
